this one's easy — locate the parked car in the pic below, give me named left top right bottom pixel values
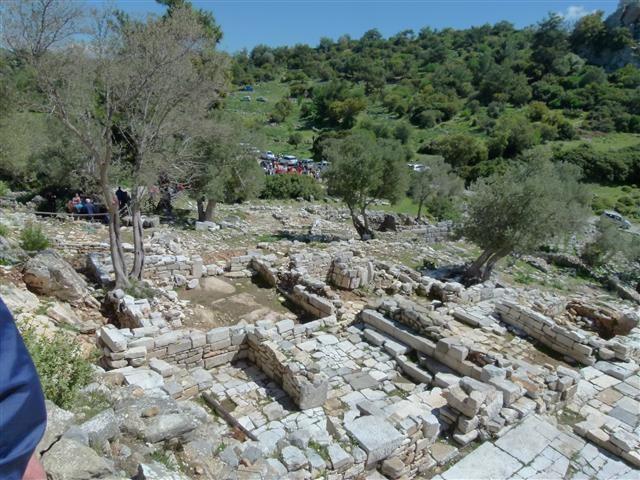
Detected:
left=261, top=151, right=276, bottom=161
left=602, top=210, right=631, bottom=229
left=281, top=155, right=298, bottom=166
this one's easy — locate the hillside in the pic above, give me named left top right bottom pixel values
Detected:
left=224, top=3, right=640, bottom=220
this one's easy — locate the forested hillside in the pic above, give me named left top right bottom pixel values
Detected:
left=1, top=1, right=639, bottom=219
left=225, top=3, right=640, bottom=214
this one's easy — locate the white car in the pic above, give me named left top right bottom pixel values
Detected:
left=602, top=211, right=631, bottom=229
left=281, top=155, right=298, bottom=166
left=261, top=151, right=276, bottom=161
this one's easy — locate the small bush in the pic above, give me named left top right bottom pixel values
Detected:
left=20, top=325, right=94, bottom=408
left=0, top=181, right=9, bottom=197
left=288, top=132, right=304, bottom=146
left=261, top=174, right=324, bottom=200
left=20, top=223, right=50, bottom=251
left=0, top=223, right=8, bottom=237
left=124, top=279, right=158, bottom=299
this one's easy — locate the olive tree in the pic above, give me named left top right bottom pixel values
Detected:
left=324, top=132, right=408, bottom=240
left=2, top=0, right=228, bottom=287
left=189, top=115, right=265, bottom=221
left=111, top=8, right=228, bottom=280
left=581, top=218, right=640, bottom=268
left=2, top=3, right=131, bottom=287
left=462, top=158, right=591, bottom=284
left=409, top=156, right=463, bottom=221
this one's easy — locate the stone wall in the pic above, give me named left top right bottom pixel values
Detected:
left=575, top=415, right=640, bottom=468
left=289, top=284, right=336, bottom=318
left=290, top=251, right=333, bottom=280
left=328, top=252, right=375, bottom=290
left=250, top=256, right=278, bottom=287
left=146, top=254, right=203, bottom=282
left=86, top=252, right=211, bottom=287
left=378, top=296, right=452, bottom=341
left=496, top=300, right=598, bottom=365
left=98, top=316, right=334, bottom=411
left=247, top=334, right=328, bottom=410
left=423, top=220, right=453, bottom=243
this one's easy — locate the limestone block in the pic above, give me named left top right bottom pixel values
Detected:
left=100, top=327, right=128, bottom=353
left=206, top=327, right=230, bottom=344
left=345, top=416, right=404, bottom=466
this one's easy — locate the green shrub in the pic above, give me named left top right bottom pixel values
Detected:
left=288, top=132, right=304, bottom=146
left=0, top=223, right=8, bottom=237
left=20, top=325, right=94, bottom=408
left=124, top=279, right=159, bottom=299
left=261, top=174, right=324, bottom=200
left=20, top=223, right=50, bottom=251
left=0, top=181, right=9, bottom=197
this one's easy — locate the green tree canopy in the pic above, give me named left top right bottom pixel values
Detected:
left=324, top=132, right=408, bottom=239
left=190, top=115, right=265, bottom=221
left=462, top=157, right=591, bottom=283
left=429, top=134, right=488, bottom=171
left=409, top=156, right=463, bottom=221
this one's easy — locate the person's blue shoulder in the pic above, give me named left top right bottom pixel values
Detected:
left=0, top=298, right=47, bottom=480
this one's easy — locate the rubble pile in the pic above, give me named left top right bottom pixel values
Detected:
left=328, top=252, right=375, bottom=290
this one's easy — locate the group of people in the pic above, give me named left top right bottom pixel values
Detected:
left=66, top=193, right=96, bottom=218
left=64, top=187, right=131, bottom=221
left=261, top=160, right=321, bottom=180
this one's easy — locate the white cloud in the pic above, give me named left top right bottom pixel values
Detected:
left=560, top=5, right=596, bottom=22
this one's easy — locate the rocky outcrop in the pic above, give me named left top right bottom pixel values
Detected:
left=22, top=250, right=90, bottom=303
left=41, top=437, right=116, bottom=480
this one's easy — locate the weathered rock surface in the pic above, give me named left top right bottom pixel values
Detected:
left=42, top=438, right=115, bottom=480
left=22, top=250, right=89, bottom=302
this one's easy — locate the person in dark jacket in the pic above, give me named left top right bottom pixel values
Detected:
left=0, top=298, right=47, bottom=480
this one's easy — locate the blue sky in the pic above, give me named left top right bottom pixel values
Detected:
left=109, top=1, right=619, bottom=53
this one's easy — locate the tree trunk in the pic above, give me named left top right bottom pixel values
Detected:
left=481, top=250, right=508, bottom=282
left=197, top=198, right=205, bottom=222
left=130, top=195, right=145, bottom=281
left=197, top=198, right=216, bottom=222
left=204, top=199, right=216, bottom=221
left=155, top=189, right=173, bottom=217
left=464, top=248, right=510, bottom=285
left=416, top=199, right=424, bottom=221
left=349, top=205, right=374, bottom=240
left=99, top=164, right=128, bottom=290
left=108, top=212, right=129, bottom=289
left=463, top=249, right=494, bottom=285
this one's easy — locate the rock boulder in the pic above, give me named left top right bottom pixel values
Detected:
left=23, top=250, right=89, bottom=302
left=42, top=437, right=115, bottom=480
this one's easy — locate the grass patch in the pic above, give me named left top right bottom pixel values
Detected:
left=556, top=408, right=585, bottom=426
left=589, top=183, right=640, bottom=221
left=308, top=440, right=330, bottom=462
left=72, top=391, right=112, bottom=422
left=558, top=132, right=640, bottom=152
left=375, top=196, right=421, bottom=217
left=150, top=450, right=175, bottom=470
left=388, top=389, right=409, bottom=399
